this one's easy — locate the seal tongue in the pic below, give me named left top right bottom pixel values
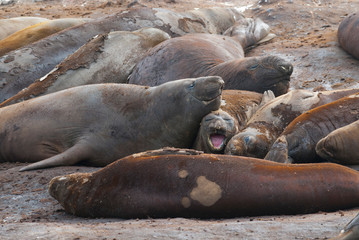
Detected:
left=210, top=134, right=225, bottom=149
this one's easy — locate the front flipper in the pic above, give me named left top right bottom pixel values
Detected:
left=19, top=142, right=92, bottom=171
left=264, top=136, right=291, bottom=163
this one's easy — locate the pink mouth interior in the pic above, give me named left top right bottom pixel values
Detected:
left=210, top=134, right=225, bottom=149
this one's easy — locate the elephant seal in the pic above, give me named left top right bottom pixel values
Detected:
left=316, top=120, right=359, bottom=165
left=0, top=76, right=223, bottom=171
left=128, top=33, right=293, bottom=96
left=193, top=110, right=237, bottom=153
left=225, top=89, right=359, bottom=159
left=265, top=93, right=359, bottom=163
left=0, top=28, right=170, bottom=107
left=193, top=90, right=273, bottom=153
left=0, top=17, right=48, bottom=40
left=330, top=212, right=359, bottom=240
left=338, top=12, right=359, bottom=60
left=49, top=148, right=359, bottom=219
left=0, top=18, right=91, bottom=56
left=0, top=7, right=242, bottom=103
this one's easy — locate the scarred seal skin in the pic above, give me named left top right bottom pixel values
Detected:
left=265, top=93, right=359, bottom=163
left=0, top=17, right=49, bottom=40
left=225, top=89, right=359, bottom=159
left=0, top=18, right=91, bottom=56
left=128, top=33, right=293, bottom=96
left=0, top=28, right=170, bottom=108
left=0, top=7, right=242, bottom=103
left=338, top=12, right=359, bottom=60
left=330, top=212, right=359, bottom=240
left=0, top=76, right=223, bottom=171
left=316, top=120, right=359, bottom=165
left=49, top=149, right=359, bottom=219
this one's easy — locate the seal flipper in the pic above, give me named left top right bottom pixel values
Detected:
left=330, top=212, right=359, bottom=240
left=19, top=142, right=92, bottom=171
left=258, top=90, right=275, bottom=108
left=264, top=136, right=291, bottom=163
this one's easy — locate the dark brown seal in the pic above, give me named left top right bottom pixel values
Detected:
left=0, top=76, right=223, bottom=171
left=49, top=148, right=359, bottom=219
left=338, top=12, right=359, bottom=60
left=225, top=89, right=359, bottom=159
left=0, top=7, right=242, bottom=103
left=265, top=93, right=359, bottom=163
left=128, top=33, right=293, bottom=96
left=316, top=120, right=359, bottom=165
left=0, top=28, right=170, bottom=108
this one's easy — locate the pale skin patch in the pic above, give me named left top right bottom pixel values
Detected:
left=178, top=170, right=189, bottom=178
left=190, top=176, right=222, bottom=207
left=181, top=197, right=191, bottom=208
left=82, top=178, right=89, bottom=184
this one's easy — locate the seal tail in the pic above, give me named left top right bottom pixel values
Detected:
left=224, top=17, right=276, bottom=49
left=19, top=143, right=91, bottom=172
left=264, top=136, right=292, bottom=163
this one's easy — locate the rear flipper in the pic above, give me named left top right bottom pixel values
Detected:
left=224, top=17, right=276, bottom=49
left=19, top=142, right=93, bottom=171
left=264, top=136, right=292, bottom=163
left=330, top=212, right=359, bottom=240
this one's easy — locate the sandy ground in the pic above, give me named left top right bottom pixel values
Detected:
left=1, top=0, right=359, bottom=239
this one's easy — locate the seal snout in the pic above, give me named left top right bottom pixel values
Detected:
left=278, top=62, right=293, bottom=76
left=192, top=76, right=224, bottom=102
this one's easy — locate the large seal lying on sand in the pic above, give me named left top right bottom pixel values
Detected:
left=0, top=76, right=223, bottom=171
left=128, top=33, right=292, bottom=96
left=0, top=28, right=170, bottom=107
left=49, top=148, right=359, bottom=219
left=225, top=89, right=359, bottom=158
left=0, top=16, right=48, bottom=40
left=316, top=120, right=359, bottom=165
left=265, top=93, right=359, bottom=163
left=0, top=7, right=243, bottom=103
left=0, top=18, right=91, bottom=56
left=338, top=12, right=359, bottom=60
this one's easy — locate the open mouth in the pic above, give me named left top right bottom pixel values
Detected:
left=208, top=134, right=226, bottom=151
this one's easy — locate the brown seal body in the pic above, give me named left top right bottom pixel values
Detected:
left=49, top=148, right=359, bottom=219
left=128, top=33, right=293, bottom=96
left=0, top=28, right=170, bottom=107
left=0, top=76, right=223, bottom=171
left=0, top=18, right=91, bottom=56
left=0, top=17, right=48, bottom=40
left=338, top=12, right=359, bottom=60
left=265, top=93, right=359, bottom=163
left=316, top=120, right=359, bottom=165
left=225, top=89, right=359, bottom=159
left=0, top=7, right=242, bottom=103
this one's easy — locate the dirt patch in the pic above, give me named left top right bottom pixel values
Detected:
left=1, top=0, right=359, bottom=239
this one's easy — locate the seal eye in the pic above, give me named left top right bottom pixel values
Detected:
left=189, top=82, right=196, bottom=89
left=205, top=117, right=214, bottom=122
left=249, top=63, right=259, bottom=70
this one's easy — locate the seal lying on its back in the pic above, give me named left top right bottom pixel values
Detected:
left=225, top=89, right=359, bottom=158
left=338, top=12, right=359, bottom=60
left=265, top=93, right=359, bottom=163
left=0, top=7, right=243, bottom=103
left=0, top=17, right=48, bottom=40
left=128, top=33, right=293, bottom=96
left=0, top=28, right=170, bottom=107
left=0, top=76, right=223, bottom=171
left=0, top=18, right=91, bottom=56
left=49, top=148, right=359, bottom=219
left=316, top=120, right=359, bottom=165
